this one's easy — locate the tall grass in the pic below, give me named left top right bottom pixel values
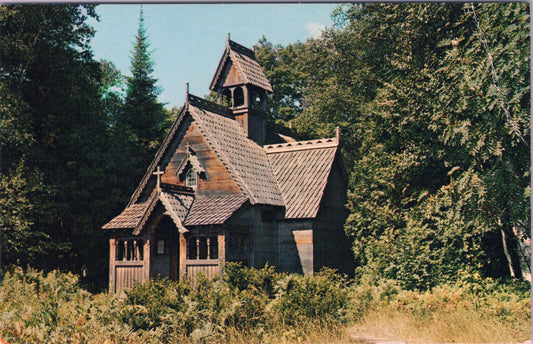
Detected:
left=0, top=265, right=529, bottom=343
left=348, top=277, right=531, bottom=343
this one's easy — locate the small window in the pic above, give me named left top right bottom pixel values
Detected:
left=157, top=240, right=165, bottom=254
left=222, top=89, right=232, bottom=107
left=234, top=87, right=244, bottom=107
left=185, top=169, right=197, bottom=188
left=250, top=92, right=263, bottom=110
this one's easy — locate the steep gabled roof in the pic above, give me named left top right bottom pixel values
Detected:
left=265, top=138, right=339, bottom=219
left=128, top=105, right=188, bottom=207
left=102, top=191, right=193, bottom=234
left=102, top=191, right=248, bottom=232
left=210, top=39, right=273, bottom=92
left=188, top=95, right=284, bottom=206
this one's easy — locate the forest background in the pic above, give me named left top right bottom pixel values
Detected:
left=0, top=3, right=530, bottom=293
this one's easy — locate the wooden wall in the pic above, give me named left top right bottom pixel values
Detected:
left=312, top=158, right=355, bottom=276
left=162, top=120, right=241, bottom=196
left=222, top=64, right=243, bottom=88
left=277, top=220, right=314, bottom=275
left=109, top=231, right=151, bottom=293
left=226, top=204, right=280, bottom=269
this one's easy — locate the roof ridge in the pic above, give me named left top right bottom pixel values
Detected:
left=189, top=107, right=256, bottom=204
left=187, top=94, right=234, bottom=118
left=264, top=137, right=338, bottom=154
left=228, top=39, right=256, bottom=59
left=128, top=105, right=187, bottom=206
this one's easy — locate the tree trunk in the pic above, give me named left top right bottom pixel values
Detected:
left=501, top=226, right=523, bottom=280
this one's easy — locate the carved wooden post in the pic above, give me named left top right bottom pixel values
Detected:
left=196, top=238, right=200, bottom=259
left=109, top=238, right=116, bottom=292
left=218, top=230, right=225, bottom=274
left=132, top=239, right=137, bottom=260
left=179, top=233, right=187, bottom=280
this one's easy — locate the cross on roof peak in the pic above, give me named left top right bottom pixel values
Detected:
left=153, top=166, right=164, bottom=193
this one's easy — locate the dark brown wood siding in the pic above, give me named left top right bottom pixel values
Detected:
left=226, top=204, right=279, bottom=269
left=162, top=120, right=242, bottom=196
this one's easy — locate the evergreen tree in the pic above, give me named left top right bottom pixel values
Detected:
left=119, top=8, right=168, bottom=187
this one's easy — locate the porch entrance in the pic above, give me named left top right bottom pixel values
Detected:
left=152, top=216, right=179, bottom=280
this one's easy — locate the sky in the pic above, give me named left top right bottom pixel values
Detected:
left=88, top=4, right=339, bottom=109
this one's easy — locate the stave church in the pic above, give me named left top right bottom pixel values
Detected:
left=102, top=36, right=354, bottom=292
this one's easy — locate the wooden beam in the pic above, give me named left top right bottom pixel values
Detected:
left=218, top=229, right=226, bottom=274
left=109, top=238, right=116, bottom=293
left=179, top=232, right=187, bottom=280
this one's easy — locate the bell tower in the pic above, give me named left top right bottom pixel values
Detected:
left=209, top=34, right=273, bottom=144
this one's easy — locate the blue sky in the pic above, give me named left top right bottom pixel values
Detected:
left=89, top=4, right=339, bottom=109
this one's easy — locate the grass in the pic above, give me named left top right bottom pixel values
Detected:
left=0, top=266, right=529, bottom=344
left=347, top=281, right=531, bottom=343
left=348, top=306, right=530, bottom=343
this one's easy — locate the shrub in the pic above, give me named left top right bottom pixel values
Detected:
left=271, top=268, right=350, bottom=327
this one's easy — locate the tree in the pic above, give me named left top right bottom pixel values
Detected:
left=0, top=5, right=117, bottom=282
left=254, top=37, right=308, bottom=124
left=275, top=3, right=529, bottom=288
left=341, top=3, right=530, bottom=287
left=119, top=8, right=169, bottom=188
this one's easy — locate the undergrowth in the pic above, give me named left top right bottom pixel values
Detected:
left=0, top=264, right=529, bottom=343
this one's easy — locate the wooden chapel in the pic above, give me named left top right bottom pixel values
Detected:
left=102, top=36, right=354, bottom=292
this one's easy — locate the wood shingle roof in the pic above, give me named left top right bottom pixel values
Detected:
left=210, top=39, right=273, bottom=92
left=265, top=138, right=338, bottom=219
left=189, top=96, right=284, bottom=206
left=184, top=194, right=248, bottom=226
left=102, top=190, right=248, bottom=231
left=102, top=202, right=152, bottom=230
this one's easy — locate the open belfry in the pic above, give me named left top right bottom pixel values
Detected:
left=103, top=35, right=354, bottom=292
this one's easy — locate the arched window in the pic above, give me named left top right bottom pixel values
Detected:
left=233, top=87, right=244, bottom=107
left=222, top=89, right=232, bottom=107
left=198, top=237, right=208, bottom=259
left=116, top=240, right=125, bottom=261
left=188, top=238, right=197, bottom=259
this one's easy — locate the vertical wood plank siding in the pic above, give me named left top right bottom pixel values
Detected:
left=115, top=265, right=145, bottom=292
left=185, top=261, right=220, bottom=279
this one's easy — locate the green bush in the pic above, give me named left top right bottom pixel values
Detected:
left=271, top=268, right=350, bottom=326
left=121, top=278, right=190, bottom=331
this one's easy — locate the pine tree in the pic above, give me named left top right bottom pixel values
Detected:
left=120, top=8, right=168, bottom=176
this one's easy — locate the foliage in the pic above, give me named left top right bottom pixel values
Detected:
left=271, top=268, right=351, bottom=326
left=265, top=3, right=530, bottom=289
left=0, top=5, right=121, bottom=287
left=349, top=276, right=530, bottom=342
left=0, top=5, right=174, bottom=290
left=117, top=8, right=170, bottom=190
left=254, top=37, right=308, bottom=124
left=0, top=267, right=528, bottom=343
